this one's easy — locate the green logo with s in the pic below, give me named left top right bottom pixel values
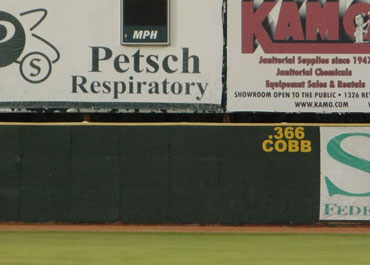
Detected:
left=326, top=133, right=370, bottom=197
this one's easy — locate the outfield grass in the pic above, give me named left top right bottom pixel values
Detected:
left=0, top=231, right=369, bottom=265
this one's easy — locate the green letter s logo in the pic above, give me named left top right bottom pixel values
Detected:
left=326, top=133, right=370, bottom=197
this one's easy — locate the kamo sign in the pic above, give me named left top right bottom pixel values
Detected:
left=242, top=0, right=370, bottom=54
left=227, top=0, right=370, bottom=113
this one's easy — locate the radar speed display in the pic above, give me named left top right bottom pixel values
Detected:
left=121, top=0, right=169, bottom=45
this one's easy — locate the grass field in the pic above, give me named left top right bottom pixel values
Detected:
left=0, top=231, right=369, bottom=265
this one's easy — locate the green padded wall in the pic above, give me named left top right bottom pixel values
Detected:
left=69, top=127, right=121, bottom=222
left=20, top=126, right=71, bottom=222
left=0, top=127, right=22, bottom=221
left=0, top=125, right=320, bottom=224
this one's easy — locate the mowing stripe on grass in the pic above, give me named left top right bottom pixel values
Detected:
left=0, top=231, right=369, bottom=265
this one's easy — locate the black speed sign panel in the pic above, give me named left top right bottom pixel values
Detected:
left=121, top=0, right=170, bottom=45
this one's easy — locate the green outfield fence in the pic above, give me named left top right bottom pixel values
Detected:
left=0, top=123, right=320, bottom=224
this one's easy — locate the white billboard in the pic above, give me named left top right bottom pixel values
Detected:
left=228, top=0, right=370, bottom=113
left=320, top=127, right=370, bottom=221
left=0, top=0, right=223, bottom=111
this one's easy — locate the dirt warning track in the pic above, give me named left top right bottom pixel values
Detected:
left=1, top=224, right=370, bottom=234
